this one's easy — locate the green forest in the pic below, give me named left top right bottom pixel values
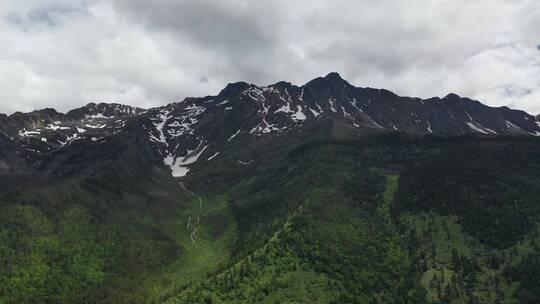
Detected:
left=1, top=134, right=540, bottom=303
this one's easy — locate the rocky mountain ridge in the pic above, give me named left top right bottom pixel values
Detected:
left=1, top=73, right=539, bottom=179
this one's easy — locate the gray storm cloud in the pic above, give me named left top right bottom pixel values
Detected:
left=0, top=0, right=539, bottom=115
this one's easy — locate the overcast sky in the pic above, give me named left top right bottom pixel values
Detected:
left=1, top=0, right=539, bottom=115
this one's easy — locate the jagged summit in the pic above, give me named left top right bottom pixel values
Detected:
left=66, top=102, right=145, bottom=120
left=305, top=72, right=350, bottom=88
left=443, top=93, right=461, bottom=100
left=323, top=72, right=349, bottom=84
left=218, top=82, right=251, bottom=98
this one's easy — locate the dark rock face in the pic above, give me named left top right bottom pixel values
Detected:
left=0, top=73, right=539, bottom=180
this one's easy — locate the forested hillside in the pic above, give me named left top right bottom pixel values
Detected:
left=3, top=132, right=539, bottom=303
left=161, top=135, right=540, bottom=304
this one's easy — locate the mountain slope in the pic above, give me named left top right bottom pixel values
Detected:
left=162, top=135, right=540, bottom=304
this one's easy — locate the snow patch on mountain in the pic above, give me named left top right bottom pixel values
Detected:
left=329, top=98, right=338, bottom=112
left=165, top=104, right=206, bottom=137
left=309, top=108, right=320, bottom=117
left=58, top=133, right=80, bottom=146
left=466, top=122, right=489, bottom=134
left=207, top=151, right=220, bottom=161
left=291, top=105, right=306, bottom=121
left=464, top=112, right=497, bottom=135
left=164, top=142, right=208, bottom=177
left=46, top=124, right=70, bottom=131
left=84, top=123, right=107, bottom=129
left=88, top=113, right=107, bottom=119
left=250, top=100, right=280, bottom=134
left=426, top=121, right=433, bottom=133
left=228, top=129, right=241, bottom=142
left=505, top=120, right=523, bottom=132
left=237, top=160, right=253, bottom=165
left=275, top=102, right=293, bottom=114
left=341, top=106, right=351, bottom=119
left=149, top=110, right=170, bottom=144
left=19, top=130, right=41, bottom=137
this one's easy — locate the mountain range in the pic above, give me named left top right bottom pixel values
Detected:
left=1, top=72, right=539, bottom=180
left=1, top=73, right=540, bottom=304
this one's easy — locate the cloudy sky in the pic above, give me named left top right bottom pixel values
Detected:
left=1, top=0, right=539, bottom=115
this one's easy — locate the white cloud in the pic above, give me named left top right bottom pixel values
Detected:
left=0, top=0, right=539, bottom=115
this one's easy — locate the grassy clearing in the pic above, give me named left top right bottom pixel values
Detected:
left=141, top=194, right=237, bottom=303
